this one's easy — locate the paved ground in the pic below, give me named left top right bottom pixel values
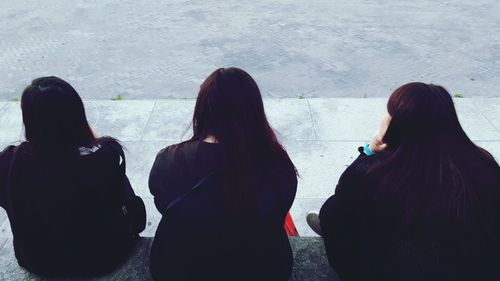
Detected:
left=1, top=97, right=499, bottom=237
left=1, top=0, right=499, bottom=100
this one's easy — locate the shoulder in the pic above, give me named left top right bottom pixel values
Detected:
left=149, top=142, right=203, bottom=189
left=94, top=137, right=122, bottom=151
left=0, top=145, right=16, bottom=168
left=156, top=141, right=201, bottom=162
left=335, top=149, right=389, bottom=189
left=272, top=153, right=298, bottom=183
left=348, top=149, right=388, bottom=175
left=0, top=145, right=16, bottom=157
left=86, top=137, right=123, bottom=158
left=76, top=138, right=124, bottom=170
left=154, top=144, right=176, bottom=162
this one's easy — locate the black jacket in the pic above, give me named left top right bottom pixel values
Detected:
left=0, top=139, right=146, bottom=278
left=148, top=141, right=297, bottom=281
left=320, top=149, right=500, bottom=281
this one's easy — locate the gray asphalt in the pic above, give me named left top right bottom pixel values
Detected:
left=1, top=0, right=499, bottom=100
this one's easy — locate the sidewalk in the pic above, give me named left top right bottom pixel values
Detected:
left=1, top=97, right=499, bottom=237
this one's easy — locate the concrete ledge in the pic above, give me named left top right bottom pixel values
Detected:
left=0, top=237, right=339, bottom=281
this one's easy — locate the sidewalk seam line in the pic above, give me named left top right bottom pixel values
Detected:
left=0, top=237, right=8, bottom=253
left=306, top=98, right=317, bottom=140
left=139, top=100, right=156, bottom=141
left=470, top=98, right=500, bottom=135
left=0, top=102, right=9, bottom=116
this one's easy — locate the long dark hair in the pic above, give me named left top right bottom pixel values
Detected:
left=190, top=67, right=296, bottom=228
left=21, top=76, right=96, bottom=150
left=367, top=82, right=500, bottom=241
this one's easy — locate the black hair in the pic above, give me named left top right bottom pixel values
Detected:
left=367, top=82, right=500, bottom=244
left=21, top=76, right=95, bottom=150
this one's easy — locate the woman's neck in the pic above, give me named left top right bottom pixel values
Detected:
left=203, top=135, right=218, bottom=143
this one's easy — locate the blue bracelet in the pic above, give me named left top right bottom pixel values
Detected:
left=363, top=144, right=375, bottom=156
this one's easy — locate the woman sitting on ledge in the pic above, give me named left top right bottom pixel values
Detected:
left=149, top=67, right=298, bottom=281
left=0, top=77, right=146, bottom=278
left=308, top=82, right=500, bottom=281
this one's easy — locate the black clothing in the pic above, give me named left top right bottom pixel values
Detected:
left=148, top=141, right=297, bottom=281
left=0, top=139, right=146, bottom=278
left=320, top=150, right=500, bottom=281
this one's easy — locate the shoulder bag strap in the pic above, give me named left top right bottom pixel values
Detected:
left=165, top=172, right=214, bottom=212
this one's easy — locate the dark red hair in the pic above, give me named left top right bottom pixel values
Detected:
left=367, top=82, right=500, bottom=246
left=191, top=67, right=296, bottom=228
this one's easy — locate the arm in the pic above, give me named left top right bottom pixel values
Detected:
left=269, top=155, right=298, bottom=216
left=106, top=139, right=146, bottom=234
left=105, top=138, right=138, bottom=200
left=282, top=157, right=298, bottom=212
left=319, top=154, right=375, bottom=280
left=286, top=172, right=298, bottom=211
left=122, top=175, right=137, bottom=199
left=149, top=148, right=172, bottom=214
left=0, top=146, right=15, bottom=209
left=149, top=145, right=201, bottom=215
left=123, top=174, right=146, bottom=234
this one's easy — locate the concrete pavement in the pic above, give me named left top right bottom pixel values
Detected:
left=1, top=0, right=500, bottom=100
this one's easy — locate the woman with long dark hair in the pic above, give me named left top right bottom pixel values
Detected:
left=312, top=82, right=500, bottom=281
left=0, top=77, right=146, bottom=277
left=149, top=67, right=298, bottom=281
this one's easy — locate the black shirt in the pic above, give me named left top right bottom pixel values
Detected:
left=148, top=140, right=297, bottom=281
left=0, top=139, right=145, bottom=277
left=320, top=151, right=500, bottom=281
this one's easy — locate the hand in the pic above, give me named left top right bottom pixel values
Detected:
left=369, top=113, right=391, bottom=152
left=369, top=133, right=387, bottom=152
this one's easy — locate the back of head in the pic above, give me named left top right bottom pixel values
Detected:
left=190, top=67, right=295, bottom=229
left=192, top=67, right=273, bottom=147
left=21, top=76, right=95, bottom=151
left=384, top=82, right=467, bottom=146
left=367, top=82, right=500, bottom=241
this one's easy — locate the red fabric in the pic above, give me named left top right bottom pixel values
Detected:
left=284, top=212, right=299, bottom=236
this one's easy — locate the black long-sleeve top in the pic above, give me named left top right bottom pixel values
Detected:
left=148, top=140, right=297, bottom=281
left=320, top=150, right=500, bottom=281
left=0, top=139, right=145, bottom=278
